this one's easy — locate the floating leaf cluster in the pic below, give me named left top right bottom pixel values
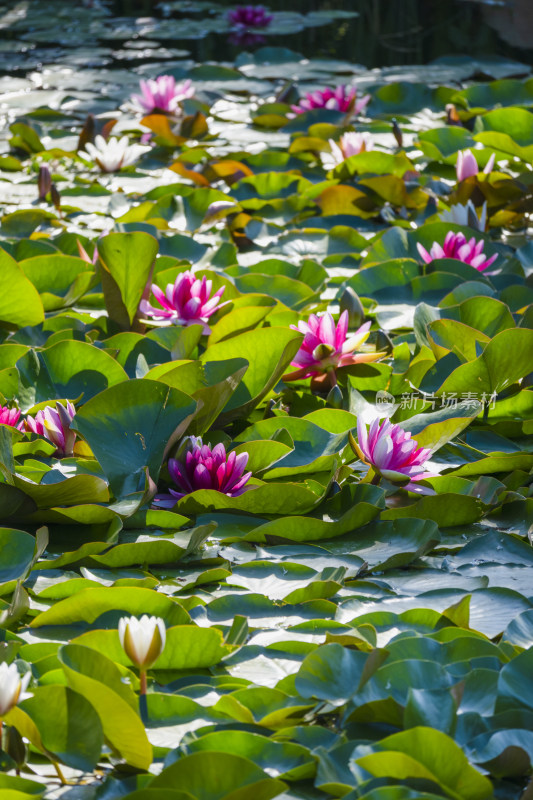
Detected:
left=0, top=13, right=532, bottom=800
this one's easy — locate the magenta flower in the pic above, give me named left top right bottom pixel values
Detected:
left=417, top=231, right=497, bottom=272
left=353, top=418, right=436, bottom=492
left=131, top=76, right=195, bottom=115
left=228, top=5, right=273, bottom=27
left=456, top=149, right=495, bottom=182
left=0, top=405, right=25, bottom=431
left=140, top=271, right=226, bottom=334
left=155, top=438, right=253, bottom=506
left=291, top=85, right=370, bottom=116
left=25, top=401, right=76, bottom=457
left=283, top=311, right=382, bottom=387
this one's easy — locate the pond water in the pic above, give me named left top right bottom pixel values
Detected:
left=1, top=0, right=533, bottom=79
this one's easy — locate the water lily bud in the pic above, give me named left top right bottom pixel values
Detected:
left=392, top=118, right=403, bottom=148
left=326, top=384, right=343, bottom=409
left=118, top=615, right=166, bottom=669
left=50, top=183, right=61, bottom=211
left=0, top=663, right=31, bottom=717
left=5, top=724, right=27, bottom=768
left=276, top=81, right=298, bottom=105
left=38, top=166, right=51, bottom=200
left=339, top=287, right=365, bottom=329
left=374, top=330, right=394, bottom=357
left=77, top=113, right=95, bottom=152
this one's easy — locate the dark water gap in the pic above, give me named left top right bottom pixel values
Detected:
left=108, top=0, right=533, bottom=68
left=1, top=0, right=532, bottom=76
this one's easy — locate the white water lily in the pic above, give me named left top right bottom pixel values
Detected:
left=0, top=662, right=31, bottom=717
left=79, top=135, right=151, bottom=173
left=440, top=200, right=487, bottom=232
left=118, top=615, right=166, bottom=669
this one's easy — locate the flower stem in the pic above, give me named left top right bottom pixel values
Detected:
left=370, top=472, right=381, bottom=485
left=53, top=761, right=67, bottom=785
left=328, top=369, right=337, bottom=388
left=139, top=671, right=149, bottom=725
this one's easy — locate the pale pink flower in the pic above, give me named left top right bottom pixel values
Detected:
left=291, top=85, right=370, bottom=116
left=140, top=271, right=226, bottom=334
left=417, top=231, right=497, bottom=272
left=456, top=149, right=495, bottom=182
left=131, top=76, right=195, bottom=115
left=283, top=311, right=381, bottom=385
left=322, top=132, right=373, bottom=169
left=354, top=418, right=436, bottom=491
left=25, top=401, right=76, bottom=457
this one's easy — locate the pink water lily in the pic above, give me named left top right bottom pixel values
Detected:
left=155, top=438, right=253, bottom=506
left=25, top=401, right=76, bottom=457
left=291, top=85, right=370, bottom=116
left=353, top=418, right=436, bottom=492
left=417, top=231, right=497, bottom=272
left=283, top=311, right=382, bottom=387
left=0, top=405, right=25, bottom=431
left=131, top=76, right=195, bottom=115
left=456, top=149, right=495, bottom=182
left=228, top=5, right=273, bottom=27
left=322, top=131, right=373, bottom=169
left=140, top=271, right=226, bottom=334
